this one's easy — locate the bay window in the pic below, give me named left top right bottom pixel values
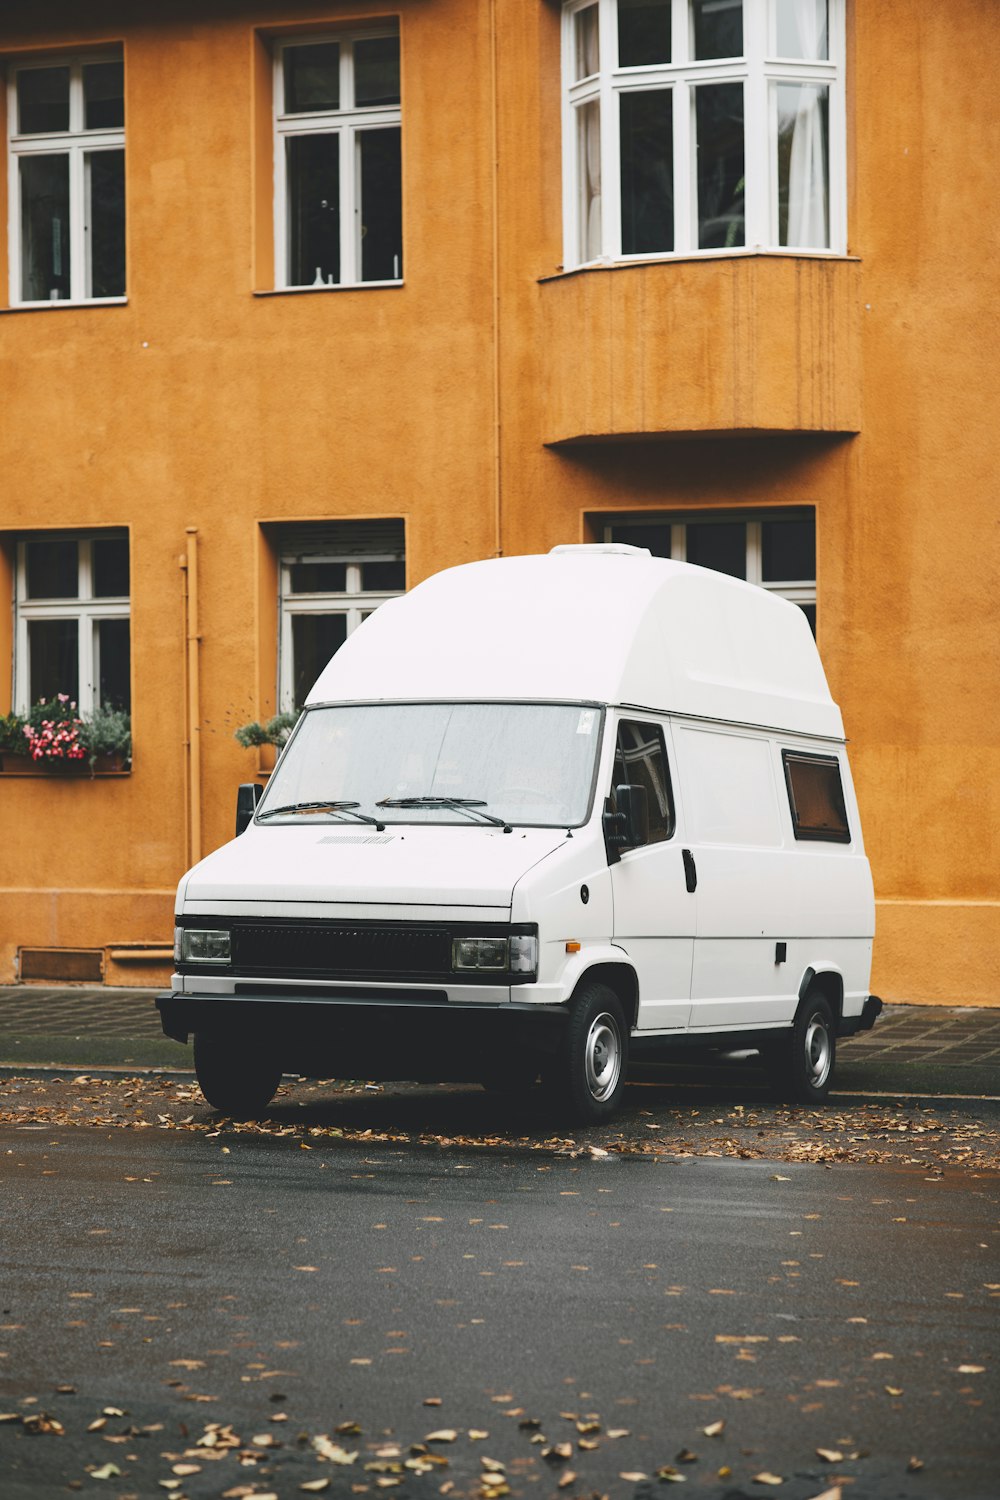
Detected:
left=273, top=26, right=403, bottom=288
left=7, top=53, right=126, bottom=304
left=562, top=0, right=843, bottom=267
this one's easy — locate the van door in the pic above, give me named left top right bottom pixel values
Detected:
left=608, top=718, right=694, bottom=1030
left=673, top=725, right=792, bottom=1029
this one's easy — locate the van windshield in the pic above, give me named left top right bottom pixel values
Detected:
left=258, top=702, right=604, bottom=828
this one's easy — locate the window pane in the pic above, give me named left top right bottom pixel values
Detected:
left=693, top=0, right=743, bottom=59
left=613, top=721, right=674, bottom=843
left=17, top=67, right=70, bottom=135
left=98, top=619, right=131, bottom=710
left=695, top=82, right=745, bottom=249
left=784, top=753, right=849, bottom=842
left=20, top=154, right=71, bottom=301
left=84, top=61, right=125, bottom=129
left=578, top=100, right=602, bottom=261
left=762, top=517, right=815, bottom=581
left=289, top=562, right=347, bottom=593
left=292, top=614, right=348, bottom=709
left=799, top=602, right=817, bottom=637
left=685, top=521, right=746, bottom=578
left=86, top=150, right=126, bottom=297
left=775, top=0, right=828, bottom=59
left=93, top=536, right=130, bottom=597
left=777, top=82, right=829, bottom=248
left=359, top=128, right=403, bottom=282
left=29, top=619, right=79, bottom=704
left=361, top=561, right=405, bottom=592
left=287, top=134, right=340, bottom=286
left=609, top=522, right=672, bottom=557
left=26, top=539, right=78, bottom=599
left=355, top=36, right=400, bottom=106
left=574, top=4, right=600, bottom=80
left=284, top=43, right=340, bottom=114
left=620, top=90, right=673, bottom=254
left=618, top=0, right=671, bottom=66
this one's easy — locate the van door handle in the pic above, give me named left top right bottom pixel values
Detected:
left=682, top=848, right=697, bottom=893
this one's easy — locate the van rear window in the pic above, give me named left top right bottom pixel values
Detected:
left=782, top=752, right=851, bottom=843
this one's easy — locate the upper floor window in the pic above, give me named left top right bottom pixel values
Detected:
left=604, top=509, right=816, bottom=632
left=13, top=532, right=130, bottom=713
left=273, top=27, right=402, bottom=289
left=7, top=53, right=125, bottom=304
left=562, top=0, right=844, bottom=268
left=275, top=519, right=405, bottom=710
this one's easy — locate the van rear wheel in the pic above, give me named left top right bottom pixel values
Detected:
left=193, top=1032, right=282, bottom=1118
left=549, top=982, right=628, bottom=1122
left=764, top=990, right=836, bottom=1104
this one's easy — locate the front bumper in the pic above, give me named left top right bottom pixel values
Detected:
left=157, top=989, right=568, bottom=1081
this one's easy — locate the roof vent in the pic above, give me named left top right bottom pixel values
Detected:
left=549, top=543, right=652, bottom=557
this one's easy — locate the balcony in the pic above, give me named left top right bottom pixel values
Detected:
left=538, top=254, right=861, bottom=445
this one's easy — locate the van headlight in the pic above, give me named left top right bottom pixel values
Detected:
left=176, top=927, right=231, bottom=965
left=451, top=929, right=538, bottom=979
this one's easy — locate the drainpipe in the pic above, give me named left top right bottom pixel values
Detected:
left=182, top=528, right=202, bottom=866
left=489, top=0, right=502, bottom=558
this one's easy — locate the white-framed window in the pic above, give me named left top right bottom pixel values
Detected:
left=13, top=532, right=131, bottom=712
left=603, top=509, right=816, bottom=630
left=562, top=0, right=844, bottom=268
left=6, top=52, right=126, bottom=304
left=273, top=25, right=402, bottom=289
left=277, top=520, right=405, bottom=710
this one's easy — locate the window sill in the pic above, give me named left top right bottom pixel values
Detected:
left=0, top=297, right=128, bottom=314
left=540, top=248, right=859, bottom=284
left=253, top=281, right=404, bottom=297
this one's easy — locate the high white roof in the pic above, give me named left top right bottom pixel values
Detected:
left=307, top=546, right=843, bottom=738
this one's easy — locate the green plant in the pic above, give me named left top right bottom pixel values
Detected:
left=0, top=711, right=27, bottom=756
left=79, top=706, right=132, bottom=770
left=234, top=712, right=298, bottom=749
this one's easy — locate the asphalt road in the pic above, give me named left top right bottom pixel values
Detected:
left=1, top=1127, right=997, bottom=1499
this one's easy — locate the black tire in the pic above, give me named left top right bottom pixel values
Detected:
left=764, top=989, right=836, bottom=1104
left=549, top=982, right=628, bottom=1122
left=193, top=1032, right=283, bottom=1118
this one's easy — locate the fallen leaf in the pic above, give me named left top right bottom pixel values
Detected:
left=675, top=1448, right=698, bottom=1463
left=300, top=1483, right=331, bottom=1493
left=754, top=1473, right=784, bottom=1486
left=619, top=1473, right=648, bottom=1483
left=885, top=1386, right=904, bottom=1397
left=703, top=1421, right=725, bottom=1438
left=907, top=1458, right=924, bottom=1472
left=312, top=1436, right=358, bottom=1464
left=957, top=1365, right=985, bottom=1374
left=657, top=1465, right=687, bottom=1482
left=816, top=1449, right=843, bottom=1463
left=557, top=1472, right=576, bottom=1489
left=425, top=1430, right=458, bottom=1443
left=468, top=1429, right=489, bottom=1440
left=90, top=1465, right=122, bottom=1481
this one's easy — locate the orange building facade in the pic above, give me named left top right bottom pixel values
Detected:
left=0, top=1, right=997, bottom=1003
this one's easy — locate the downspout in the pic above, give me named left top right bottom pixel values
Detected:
left=489, top=0, right=502, bottom=558
left=184, top=527, right=202, bottom=865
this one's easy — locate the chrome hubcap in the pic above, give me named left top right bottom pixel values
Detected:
left=585, top=1013, right=621, bottom=1101
left=803, top=1015, right=832, bottom=1088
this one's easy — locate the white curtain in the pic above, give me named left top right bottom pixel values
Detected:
left=785, top=1, right=828, bottom=247
left=582, top=100, right=602, bottom=260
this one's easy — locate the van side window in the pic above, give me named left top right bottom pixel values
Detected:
left=612, top=721, right=675, bottom=843
left=782, top=751, right=851, bottom=843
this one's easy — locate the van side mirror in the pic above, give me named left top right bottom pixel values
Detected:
left=603, top=784, right=649, bottom=852
left=236, top=782, right=263, bottom=836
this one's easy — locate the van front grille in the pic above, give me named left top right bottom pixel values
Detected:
left=230, top=921, right=451, bottom=981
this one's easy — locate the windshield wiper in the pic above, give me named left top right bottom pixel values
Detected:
left=258, top=800, right=386, bottom=830
left=376, top=795, right=511, bottom=830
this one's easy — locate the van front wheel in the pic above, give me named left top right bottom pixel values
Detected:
left=550, top=983, right=628, bottom=1122
left=765, top=990, right=836, bottom=1104
left=193, top=1032, right=282, bottom=1118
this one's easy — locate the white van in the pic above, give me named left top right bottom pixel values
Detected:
left=159, top=546, right=881, bottom=1121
